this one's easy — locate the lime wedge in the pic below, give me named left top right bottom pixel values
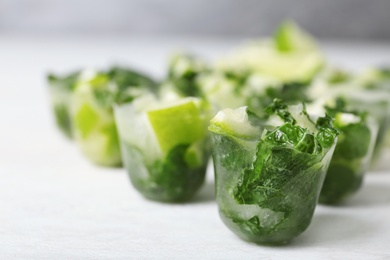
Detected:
left=147, top=99, right=205, bottom=154
left=74, top=103, right=99, bottom=139
left=274, top=21, right=317, bottom=52
left=253, top=51, right=323, bottom=82
left=209, top=107, right=261, bottom=139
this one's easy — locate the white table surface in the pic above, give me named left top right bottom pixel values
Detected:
left=1, top=35, right=390, bottom=259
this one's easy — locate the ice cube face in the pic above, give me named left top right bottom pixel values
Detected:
left=370, top=103, right=390, bottom=163
left=49, top=87, right=74, bottom=139
left=346, top=93, right=390, bottom=164
left=71, top=88, right=122, bottom=167
left=319, top=115, right=378, bottom=204
left=119, top=142, right=208, bottom=202
left=211, top=132, right=335, bottom=244
left=114, top=100, right=210, bottom=202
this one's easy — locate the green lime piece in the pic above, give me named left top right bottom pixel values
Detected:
left=74, top=103, right=99, bottom=139
left=274, top=21, right=317, bottom=52
left=209, top=107, right=261, bottom=140
left=100, top=122, right=121, bottom=160
left=147, top=100, right=205, bottom=154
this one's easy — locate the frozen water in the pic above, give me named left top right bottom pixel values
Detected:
left=114, top=102, right=162, bottom=163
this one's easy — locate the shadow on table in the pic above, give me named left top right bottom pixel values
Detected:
left=190, top=181, right=215, bottom=204
left=290, top=212, right=374, bottom=248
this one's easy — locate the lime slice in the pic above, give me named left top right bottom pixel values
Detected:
left=147, top=99, right=205, bottom=154
left=100, top=122, right=121, bottom=159
left=274, top=21, right=317, bottom=52
left=77, top=121, right=122, bottom=166
left=74, top=103, right=99, bottom=139
left=209, top=107, right=261, bottom=139
left=252, top=51, right=323, bottom=82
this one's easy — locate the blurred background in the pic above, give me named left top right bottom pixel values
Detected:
left=1, top=0, right=390, bottom=40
